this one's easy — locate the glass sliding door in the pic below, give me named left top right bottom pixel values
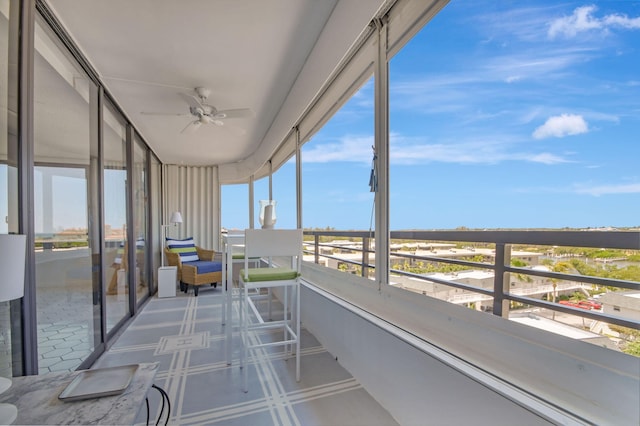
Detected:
left=133, top=134, right=149, bottom=305
left=0, top=0, right=21, bottom=379
left=33, top=18, right=100, bottom=372
left=103, top=101, right=129, bottom=333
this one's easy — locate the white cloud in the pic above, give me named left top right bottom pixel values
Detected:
left=532, top=114, right=588, bottom=139
left=574, top=182, right=640, bottom=196
left=604, top=12, right=640, bottom=30
left=303, top=135, right=373, bottom=164
left=476, top=5, right=561, bottom=43
left=303, top=133, right=573, bottom=166
left=527, top=153, right=570, bottom=165
left=548, top=5, right=640, bottom=39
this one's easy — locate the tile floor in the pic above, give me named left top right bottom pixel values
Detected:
left=93, top=287, right=399, bottom=425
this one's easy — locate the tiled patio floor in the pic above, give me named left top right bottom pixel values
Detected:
left=93, top=288, right=399, bottom=425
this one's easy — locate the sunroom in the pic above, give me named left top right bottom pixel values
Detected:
left=0, top=0, right=638, bottom=424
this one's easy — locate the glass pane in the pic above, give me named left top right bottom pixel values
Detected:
left=272, top=161, right=296, bottom=228
left=34, top=19, right=99, bottom=373
left=388, top=1, right=640, bottom=229
left=302, top=77, right=375, bottom=231
left=0, top=0, right=20, bottom=379
left=386, top=1, right=640, bottom=355
left=103, top=101, right=129, bottom=332
left=254, top=177, right=268, bottom=229
left=222, top=184, right=249, bottom=232
left=133, top=135, right=148, bottom=305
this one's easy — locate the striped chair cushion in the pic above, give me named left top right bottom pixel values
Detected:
left=166, top=237, right=200, bottom=262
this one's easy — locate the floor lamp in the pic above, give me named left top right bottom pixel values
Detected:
left=161, top=211, right=183, bottom=266
left=0, top=234, right=26, bottom=425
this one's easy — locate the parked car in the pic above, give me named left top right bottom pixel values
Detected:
left=579, top=299, right=602, bottom=310
left=559, top=300, right=602, bottom=310
left=559, top=300, right=590, bottom=309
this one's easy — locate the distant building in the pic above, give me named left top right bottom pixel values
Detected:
left=599, top=291, right=640, bottom=321
left=307, top=240, right=543, bottom=273
left=510, top=313, right=621, bottom=351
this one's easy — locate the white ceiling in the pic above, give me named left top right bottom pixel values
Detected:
left=43, top=0, right=387, bottom=180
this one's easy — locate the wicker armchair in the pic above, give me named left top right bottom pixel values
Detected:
left=164, top=246, right=222, bottom=296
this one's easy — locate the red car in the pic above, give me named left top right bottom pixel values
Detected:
left=559, top=300, right=590, bottom=309
left=578, top=300, right=602, bottom=310
left=559, top=300, right=602, bottom=310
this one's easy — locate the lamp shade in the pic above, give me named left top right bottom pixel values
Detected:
left=170, top=211, right=183, bottom=225
left=0, top=234, right=26, bottom=302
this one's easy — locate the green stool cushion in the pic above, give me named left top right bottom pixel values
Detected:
left=232, top=254, right=261, bottom=260
left=240, top=267, right=299, bottom=282
left=232, top=253, right=244, bottom=259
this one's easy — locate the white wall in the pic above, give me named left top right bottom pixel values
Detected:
left=301, top=286, right=552, bottom=425
left=300, top=263, right=640, bottom=426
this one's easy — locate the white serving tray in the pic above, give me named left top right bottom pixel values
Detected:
left=58, top=364, right=138, bottom=402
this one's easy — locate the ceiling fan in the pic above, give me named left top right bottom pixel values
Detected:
left=141, top=87, right=253, bottom=133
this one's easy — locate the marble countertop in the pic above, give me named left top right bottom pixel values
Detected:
left=0, top=362, right=159, bottom=425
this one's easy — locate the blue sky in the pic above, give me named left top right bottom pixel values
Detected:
left=5, top=2, right=637, bottom=234
left=225, top=1, right=640, bottom=231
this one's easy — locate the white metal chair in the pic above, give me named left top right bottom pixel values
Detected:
left=221, top=233, right=260, bottom=365
left=238, top=229, right=303, bottom=392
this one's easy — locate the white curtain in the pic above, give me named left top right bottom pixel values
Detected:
left=162, top=165, right=220, bottom=251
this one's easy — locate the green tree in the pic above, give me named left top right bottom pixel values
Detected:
left=549, top=261, right=574, bottom=319
left=623, top=341, right=640, bottom=357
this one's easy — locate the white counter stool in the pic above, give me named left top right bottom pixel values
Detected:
left=221, top=233, right=260, bottom=365
left=238, top=229, right=303, bottom=393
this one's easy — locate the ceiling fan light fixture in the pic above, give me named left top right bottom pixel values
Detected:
left=195, top=87, right=211, bottom=100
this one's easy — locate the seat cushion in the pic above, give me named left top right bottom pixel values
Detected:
left=184, top=260, right=222, bottom=274
left=232, top=253, right=260, bottom=260
left=240, top=267, right=299, bottom=282
left=166, top=237, right=199, bottom=262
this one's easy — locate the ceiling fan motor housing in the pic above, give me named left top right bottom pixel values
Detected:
left=195, top=87, right=211, bottom=101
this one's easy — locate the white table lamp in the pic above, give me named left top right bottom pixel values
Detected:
left=0, top=234, right=26, bottom=425
left=161, top=211, right=183, bottom=266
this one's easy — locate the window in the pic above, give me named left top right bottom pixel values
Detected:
left=103, top=101, right=129, bottom=333
left=34, top=17, right=100, bottom=372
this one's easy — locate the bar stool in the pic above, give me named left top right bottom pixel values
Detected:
left=221, top=233, right=260, bottom=365
left=238, top=229, right=303, bottom=392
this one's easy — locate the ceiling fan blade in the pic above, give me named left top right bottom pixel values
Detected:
left=180, top=120, right=202, bottom=134
left=214, top=108, right=254, bottom=119
left=219, top=122, right=247, bottom=135
left=141, top=111, right=189, bottom=116
left=178, top=92, right=205, bottom=110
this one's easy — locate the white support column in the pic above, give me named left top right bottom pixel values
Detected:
left=374, top=17, right=390, bottom=290
left=268, top=160, right=273, bottom=201
left=216, top=165, right=222, bottom=249
left=295, top=127, right=303, bottom=229
left=248, top=175, right=255, bottom=229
